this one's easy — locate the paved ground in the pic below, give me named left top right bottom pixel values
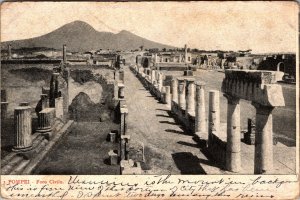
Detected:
left=125, top=66, right=296, bottom=174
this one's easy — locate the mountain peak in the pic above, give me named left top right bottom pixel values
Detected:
left=1, top=21, right=175, bottom=51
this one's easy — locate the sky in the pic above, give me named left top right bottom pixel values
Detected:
left=1, top=1, right=298, bottom=53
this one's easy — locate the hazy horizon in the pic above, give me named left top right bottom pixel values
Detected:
left=1, top=2, right=298, bottom=54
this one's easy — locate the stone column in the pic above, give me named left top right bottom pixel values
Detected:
left=195, top=81, right=206, bottom=139
left=118, top=83, right=125, bottom=99
left=253, top=103, right=274, bottom=174
left=114, top=70, right=120, bottom=82
left=1, top=89, right=8, bottom=120
left=121, top=135, right=130, bottom=160
left=185, top=78, right=195, bottom=116
left=208, top=90, right=220, bottom=147
left=119, top=70, right=125, bottom=83
left=49, top=73, right=59, bottom=107
left=120, top=106, right=128, bottom=135
left=184, top=44, right=188, bottom=63
left=63, top=44, right=67, bottom=63
left=8, top=44, right=12, bottom=60
left=13, top=105, right=32, bottom=152
left=178, top=78, right=186, bottom=109
left=171, top=78, right=178, bottom=103
left=37, top=108, right=55, bottom=138
left=225, top=94, right=241, bottom=173
left=151, top=70, right=156, bottom=84
left=165, top=86, right=171, bottom=109
left=158, top=72, right=163, bottom=92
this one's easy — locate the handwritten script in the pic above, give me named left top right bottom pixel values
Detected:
left=1, top=175, right=298, bottom=199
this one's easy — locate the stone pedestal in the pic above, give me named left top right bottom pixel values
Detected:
left=165, top=86, right=171, bottom=109
left=185, top=78, right=195, bottom=116
left=118, top=83, right=125, bottom=99
left=109, top=131, right=117, bottom=143
left=178, top=78, right=186, bottom=109
left=225, top=95, right=241, bottom=172
left=108, top=150, right=118, bottom=165
left=12, top=105, right=33, bottom=152
left=195, top=81, right=206, bottom=139
left=208, top=90, right=220, bottom=147
left=253, top=104, right=274, bottom=174
left=171, top=78, right=178, bottom=103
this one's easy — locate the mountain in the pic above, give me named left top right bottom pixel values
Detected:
left=1, top=21, right=175, bottom=52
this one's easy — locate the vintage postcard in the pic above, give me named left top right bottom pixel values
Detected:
left=0, top=1, right=299, bottom=199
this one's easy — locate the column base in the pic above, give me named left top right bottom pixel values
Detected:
left=36, top=127, right=52, bottom=133
left=12, top=145, right=33, bottom=153
left=226, top=151, right=242, bottom=173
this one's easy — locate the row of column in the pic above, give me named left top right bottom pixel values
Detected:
left=171, top=77, right=274, bottom=174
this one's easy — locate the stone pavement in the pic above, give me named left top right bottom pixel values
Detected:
left=124, top=66, right=224, bottom=174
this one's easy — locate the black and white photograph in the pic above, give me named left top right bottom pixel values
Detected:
left=1, top=1, right=299, bottom=199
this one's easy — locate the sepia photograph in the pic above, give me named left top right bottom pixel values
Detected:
left=0, top=1, right=299, bottom=199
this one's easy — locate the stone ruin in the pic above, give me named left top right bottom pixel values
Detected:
left=131, top=65, right=286, bottom=174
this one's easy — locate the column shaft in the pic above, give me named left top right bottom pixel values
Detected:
left=185, top=79, right=195, bottom=116
left=254, top=105, right=274, bottom=174
left=178, top=79, right=186, bottom=109
left=171, top=78, right=178, bottom=103
left=208, top=90, right=220, bottom=147
left=165, top=86, right=171, bottom=109
left=13, top=106, right=32, bottom=151
left=195, top=82, right=206, bottom=139
left=225, top=95, right=241, bottom=172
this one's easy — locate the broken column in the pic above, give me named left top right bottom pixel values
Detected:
left=225, top=94, right=241, bottom=173
left=37, top=108, right=55, bottom=139
left=185, top=78, right=195, bottom=116
left=63, top=44, right=67, bottom=63
left=253, top=103, right=274, bottom=174
left=165, top=86, right=171, bottom=109
left=195, top=81, right=206, bottom=139
left=208, top=90, right=220, bottom=147
left=178, top=78, right=186, bottom=109
left=12, top=105, right=32, bottom=152
left=49, top=72, right=59, bottom=107
left=171, top=78, right=178, bottom=103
